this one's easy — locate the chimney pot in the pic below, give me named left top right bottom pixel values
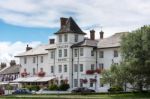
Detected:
left=26, top=45, right=32, bottom=51
left=90, top=30, right=95, bottom=40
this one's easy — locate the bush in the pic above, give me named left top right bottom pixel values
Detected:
left=48, top=84, right=58, bottom=91
left=25, top=85, right=40, bottom=91
left=5, top=84, right=13, bottom=90
left=108, top=86, right=123, bottom=92
left=59, top=84, right=70, bottom=91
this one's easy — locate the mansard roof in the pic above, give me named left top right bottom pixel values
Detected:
left=0, top=65, right=20, bottom=75
left=97, top=32, right=128, bottom=49
left=54, top=17, right=86, bottom=35
left=71, top=39, right=98, bottom=48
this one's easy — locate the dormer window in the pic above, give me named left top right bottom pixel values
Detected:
left=59, top=35, right=62, bottom=42
left=75, top=34, right=78, bottom=42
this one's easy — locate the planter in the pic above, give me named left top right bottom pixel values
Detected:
left=21, top=72, right=28, bottom=77
left=38, top=72, right=45, bottom=77
left=86, top=69, right=101, bottom=75
left=80, top=79, right=88, bottom=84
left=90, top=78, right=97, bottom=83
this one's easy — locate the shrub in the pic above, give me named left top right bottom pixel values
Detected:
left=48, top=84, right=58, bottom=91
left=25, top=85, right=40, bottom=91
left=5, top=84, right=13, bottom=90
left=59, top=84, right=70, bottom=91
left=108, top=86, right=123, bottom=92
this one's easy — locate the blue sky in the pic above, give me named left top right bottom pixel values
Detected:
left=0, top=20, right=57, bottom=43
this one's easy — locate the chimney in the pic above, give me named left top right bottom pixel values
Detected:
left=100, top=31, right=104, bottom=39
left=60, top=17, right=68, bottom=28
left=1, top=62, right=6, bottom=69
left=49, top=39, right=55, bottom=44
left=26, top=44, right=32, bottom=51
left=90, top=30, right=95, bottom=40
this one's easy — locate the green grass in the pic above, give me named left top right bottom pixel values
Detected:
left=0, top=93, right=150, bottom=99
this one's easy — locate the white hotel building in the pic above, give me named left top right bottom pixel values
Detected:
left=15, top=17, right=123, bottom=92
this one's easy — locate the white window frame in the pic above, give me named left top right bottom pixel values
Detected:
left=99, top=51, right=104, bottom=58
left=64, top=65, right=67, bottom=72
left=59, top=49, right=62, bottom=57
left=64, top=49, right=67, bottom=57
left=74, top=34, right=78, bottom=42
left=33, top=57, right=36, bottom=63
left=51, top=66, right=54, bottom=73
left=74, top=49, right=78, bottom=57
left=91, top=64, right=95, bottom=70
left=40, top=56, right=43, bottom=63
left=24, top=57, right=27, bottom=64
left=59, top=35, right=62, bottom=42
left=80, top=48, right=83, bottom=56
left=80, top=64, right=83, bottom=72
left=74, top=64, right=78, bottom=72
left=59, top=65, right=62, bottom=73
left=114, top=50, right=118, bottom=57
left=51, top=51, right=54, bottom=59
left=64, top=34, right=68, bottom=42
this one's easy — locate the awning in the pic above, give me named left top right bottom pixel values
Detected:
left=36, top=76, right=55, bottom=82
left=0, top=82, right=8, bottom=85
left=12, top=76, right=55, bottom=83
left=13, top=77, right=26, bottom=82
left=23, top=77, right=39, bottom=82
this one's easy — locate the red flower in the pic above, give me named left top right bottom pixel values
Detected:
left=38, top=72, right=45, bottom=77
left=94, top=69, right=101, bottom=74
left=90, top=78, right=97, bottom=83
left=21, top=72, right=29, bottom=77
left=80, top=79, right=88, bottom=83
left=86, top=70, right=95, bottom=74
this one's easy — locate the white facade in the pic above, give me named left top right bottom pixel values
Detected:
left=16, top=17, right=122, bottom=92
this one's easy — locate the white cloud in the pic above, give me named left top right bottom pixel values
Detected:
left=0, top=0, right=150, bottom=33
left=0, top=41, right=41, bottom=65
left=0, top=0, right=150, bottom=64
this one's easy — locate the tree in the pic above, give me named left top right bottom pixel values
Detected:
left=102, top=63, right=129, bottom=91
left=121, top=25, right=150, bottom=91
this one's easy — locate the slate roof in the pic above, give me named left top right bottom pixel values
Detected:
left=0, top=65, right=20, bottom=75
left=55, top=17, right=86, bottom=35
left=16, top=45, right=51, bottom=57
left=97, top=32, right=128, bottom=49
left=71, top=39, right=98, bottom=48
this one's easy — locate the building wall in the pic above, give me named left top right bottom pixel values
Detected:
left=18, top=33, right=121, bottom=92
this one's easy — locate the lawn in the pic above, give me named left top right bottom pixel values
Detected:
left=0, top=93, right=150, bottom=99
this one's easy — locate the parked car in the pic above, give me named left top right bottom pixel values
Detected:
left=0, top=88, right=4, bottom=95
left=12, top=88, right=31, bottom=94
left=71, top=87, right=95, bottom=93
